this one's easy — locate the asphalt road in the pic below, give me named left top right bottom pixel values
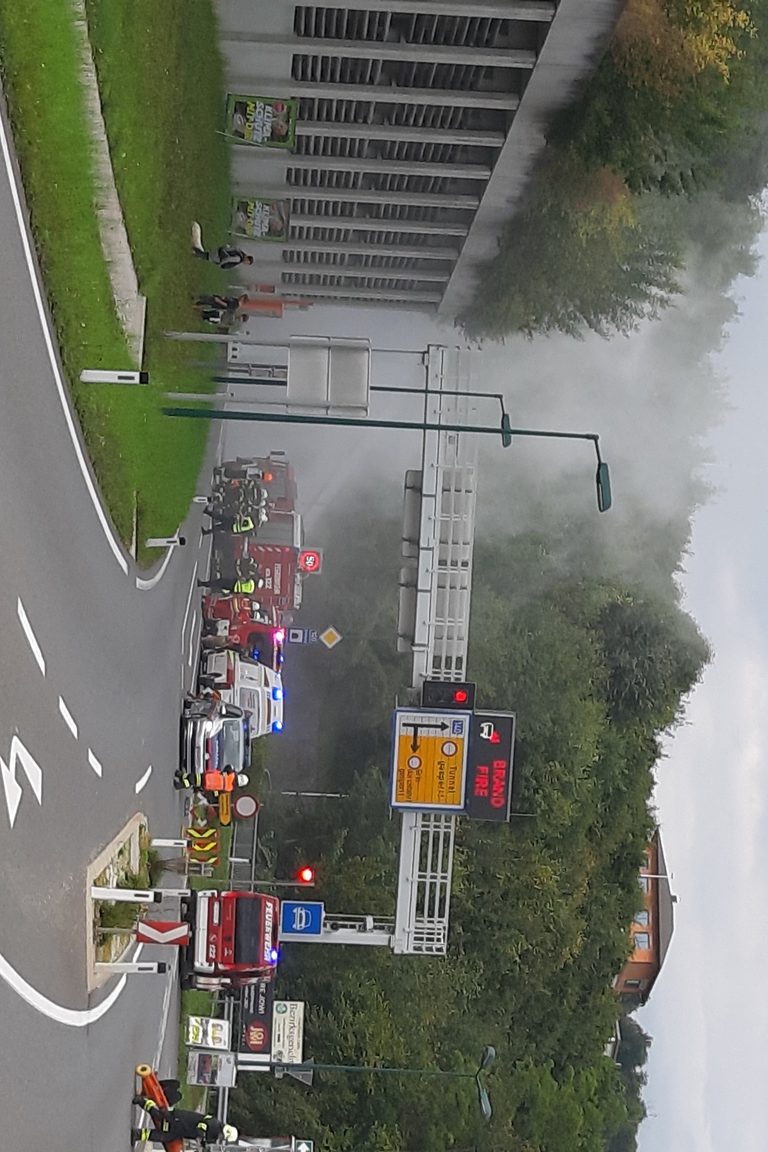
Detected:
left=0, top=68, right=443, bottom=1145
left=0, top=98, right=208, bottom=1148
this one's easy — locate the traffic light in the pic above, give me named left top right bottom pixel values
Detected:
left=296, top=865, right=315, bottom=885
left=420, top=680, right=476, bottom=711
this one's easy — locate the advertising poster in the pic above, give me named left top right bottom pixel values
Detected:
left=271, top=1000, right=305, bottom=1065
left=232, top=196, right=290, bottom=243
left=238, top=975, right=275, bottom=1054
left=226, top=94, right=298, bottom=149
left=186, top=1050, right=237, bottom=1087
left=186, top=1015, right=232, bottom=1051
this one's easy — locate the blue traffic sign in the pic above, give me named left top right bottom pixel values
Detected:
left=279, top=900, right=325, bottom=939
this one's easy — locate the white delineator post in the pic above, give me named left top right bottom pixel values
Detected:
left=79, top=369, right=149, bottom=385
left=91, top=886, right=192, bottom=901
left=91, top=887, right=164, bottom=903
left=145, top=533, right=187, bottom=548
left=95, top=960, right=168, bottom=975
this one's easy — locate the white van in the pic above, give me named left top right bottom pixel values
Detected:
left=199, top=650, right=284, bottom=738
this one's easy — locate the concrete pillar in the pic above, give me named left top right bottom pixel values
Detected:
left=235, top=78, right=520, bottom=110
left=293, top=0, right=554, bottom=18
left=234, top=186, right=480, bottom=210
left=246, top=239, right=458, bottom=260
left=252, top=153, right=492, bottom=180
left=242, top=259, right=453, bottom=284
left=226, top=34, right=536, bottom=70
left=296, top=121, right=505, bottom=148
left=288, top=214, right=469, bottom=237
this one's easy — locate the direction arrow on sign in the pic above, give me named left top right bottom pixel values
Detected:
left=0, top=734, right=43, bottom=829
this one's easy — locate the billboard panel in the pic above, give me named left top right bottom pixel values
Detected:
left=238, top=976, right=275, bottom=1054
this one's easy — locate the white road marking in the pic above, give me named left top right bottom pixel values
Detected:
left=135, top=546, right=175, bottom=591
left=180, top=561, right=199, bottom=648
left=0, top=943, right=142, bottom=1026
left=153, top=952, right=179, bottom=1068
left=0, top=734, right=43, bottom=828
left=0, top=114, right=129, bottom=575
left=16, top=598, right=46, bottom=675
left=87, top=749, right=103, bottom=778
left=187, top=614, right=201, bottom=668
left=134, top=764, right=153, bottom=794
left=58, top=697, right=79, bottom=740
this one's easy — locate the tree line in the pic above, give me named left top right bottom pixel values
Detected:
left=460, top=0, right=768, bottom=340
left=231, top=494, right=707, bottom=1152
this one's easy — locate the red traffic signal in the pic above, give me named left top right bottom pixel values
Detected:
left=296, top=865, right=315, bottom=885
left=421, top=680, right=476, bottom=711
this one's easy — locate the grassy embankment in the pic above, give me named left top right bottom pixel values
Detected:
left=0, top=0, right=232, bottom=554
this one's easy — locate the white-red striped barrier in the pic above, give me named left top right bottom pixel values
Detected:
left=135, top=920, right=191, bottom=947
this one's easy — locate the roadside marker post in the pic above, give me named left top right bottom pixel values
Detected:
left=145, top=533, right=187, bottom=548
left=79, top=369, right=149, bottom=385
left=95, top=961, right=168, bottom=976
left=90, top=887, right=163, bottom=904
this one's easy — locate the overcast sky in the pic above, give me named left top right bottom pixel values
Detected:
left=637, top=228, right=768, bottom=1152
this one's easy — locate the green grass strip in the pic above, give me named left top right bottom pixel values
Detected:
left=0, top=0, right=232, bottom=551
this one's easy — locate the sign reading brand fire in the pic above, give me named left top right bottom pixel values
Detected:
left=464, top=711, right=516, bottom=822
left=238, top=976, right=275, bottom=1054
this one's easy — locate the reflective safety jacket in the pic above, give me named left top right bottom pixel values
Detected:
left=202, top=769, right=236, bottom=793
left=233, top=578, right=256, bottom=594
left=232, top=515, right=254, bottom=533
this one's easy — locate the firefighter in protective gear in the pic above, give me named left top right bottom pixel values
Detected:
left=201, top=511, right=255, bottom=537
left=196, top=575, right=259, bottom=595
left=197, top=557, right=263, bottom=595
left=131, top=1098, right=225, bottom=1146
left=201, top=767, right=249, bottom=794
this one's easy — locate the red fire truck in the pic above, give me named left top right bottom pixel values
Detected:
left=233, top=508, right=304, bottom=619
left=202, top=595, right=285, bottom=670
left=181, top=890, right=280, bottom=991
left=213, top=452, right=297, bottom=513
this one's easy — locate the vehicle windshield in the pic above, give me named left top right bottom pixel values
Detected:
left=234, top=898, right=264, bottom=966
left=219, top=718, right=245, bottom=768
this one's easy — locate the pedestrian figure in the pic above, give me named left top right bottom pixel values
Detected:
left=201, top=511, right=256, bottom=537
left=131, top=1096, right=237, bottom=1147
left=192, top=222, right=253, bottom=268
left=197, top=555, right=263, bottom=595
left=197, top=575, right=263, bottom=594
left=193, top=293, right=246, bottom=325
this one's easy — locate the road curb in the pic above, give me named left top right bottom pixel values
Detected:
left=85, top=812, right=147, bottom=991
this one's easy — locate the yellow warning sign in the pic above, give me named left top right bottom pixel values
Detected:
left=319, top=626, right=342, bottom=650
left=391, top=709, right=470, bottom=810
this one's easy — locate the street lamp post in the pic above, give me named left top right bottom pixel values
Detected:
left=162, top=404, right=612, bottom=512
left=270, top=1046, right=496, bottom=1121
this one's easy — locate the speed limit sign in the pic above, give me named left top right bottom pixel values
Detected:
left=298, top=548, right=323, bottom=573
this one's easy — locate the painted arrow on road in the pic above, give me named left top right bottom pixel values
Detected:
left=0, top=734, right=43, bottom=828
